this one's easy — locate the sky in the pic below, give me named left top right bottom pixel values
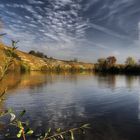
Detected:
left=0, top=0, right=140, bottom=63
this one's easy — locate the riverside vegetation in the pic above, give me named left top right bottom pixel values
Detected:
left=95, top=56, right=140, bottom=74
left=0, top=41, right=94, bottom=73
left=0, top=39, right=90, bottom=140
left=1, top=38, right=140, bottom=75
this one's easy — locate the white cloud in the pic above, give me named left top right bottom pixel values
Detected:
left=27, top=0, right=44, bottom=4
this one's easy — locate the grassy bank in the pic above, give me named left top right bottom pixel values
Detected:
left=0, top=42, right=94, bottom=73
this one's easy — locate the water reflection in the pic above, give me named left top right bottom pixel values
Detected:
left=96, top=74, right=116, bottom=89
left=0, top=72, right=140, bottom=139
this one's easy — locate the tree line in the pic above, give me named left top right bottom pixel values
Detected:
left=95, top=56, right=140, bottom=74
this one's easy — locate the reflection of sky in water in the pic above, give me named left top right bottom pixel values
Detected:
left=2, top=72, right=140, bottom=139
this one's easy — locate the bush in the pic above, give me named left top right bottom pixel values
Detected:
left=20, top=62, right=30, bottom=72
left=41, top=65, right=48, bottom=71
left=29, top=50, right=48, bottom=58
left=5, top=49, right=21, bottom=60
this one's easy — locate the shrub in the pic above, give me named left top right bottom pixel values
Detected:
left=41, top=65, right=48, bottom=71
left=20, top=62, right=30, bottom=72
left=29, top=50, right=48, bottom=58
left=5, top=49, right=21, bottom=60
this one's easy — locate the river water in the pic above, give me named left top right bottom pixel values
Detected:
left=1, top=72, right=140, bottom=140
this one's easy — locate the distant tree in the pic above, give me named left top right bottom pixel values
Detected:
left=98, top=58, right=106, bottom=64
left=36, top=51, right=44, bottom=58
left=106, top=56, right=117, bottom=66
left=125, top=57, right=136, bottom=66
left=29, top=50, right=48, bottom=58
left=29, top=50, right=36, bottom=55
left=97, top=58, right=107, bottom=71
left=97, top=58, right=106, bottom=66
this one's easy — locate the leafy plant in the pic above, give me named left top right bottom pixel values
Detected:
left=39, top=124, right=90, bottom=140
left=9, top=110, right=33, bottom=140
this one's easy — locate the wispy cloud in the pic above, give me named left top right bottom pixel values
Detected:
left=0, top=0, right=140, bottom=62
left=89, top=23, right=131, bottom=40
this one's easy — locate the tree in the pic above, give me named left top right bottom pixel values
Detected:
left=97, top=58, right=107, bottom=70
left=29, top=50, right=48, bottom=58
left=125, top=57, right=136, bottom=66
left=29, top=50, right=36, bottom=55
left=97, top=58, right=106, bottom=66
left=106, top=56, right=117, bottom=66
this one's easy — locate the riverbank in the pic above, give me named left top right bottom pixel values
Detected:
left=95, top=64, right=140, bottom=75
left=0, top=43, right=94, bottom=73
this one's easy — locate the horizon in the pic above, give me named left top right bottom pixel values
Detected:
left=0, top=0, right=140, bottom=63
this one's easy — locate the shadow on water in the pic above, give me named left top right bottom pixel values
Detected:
left=0, top=72, right=140, bottom=140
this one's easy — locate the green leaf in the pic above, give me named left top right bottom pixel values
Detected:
left=17, top=121, right=23, bottom=129
left=56, top=128, right=61, bottom=133
left=8, top=108, right=13, bottom=113
left=45, top=128, right=51, bottom=137
left=19, top=110, right=26, bottom=118
left=70, top=130, right=74, bottom=140
left=26, top=130, right=34, bottom=135
left=59, top=135, right=64, bottom=139
left=19, top=129, right=22, bottom=134
left=17, top=133, right=21, bottom=138
left=81, top=124, right=90, bottom=129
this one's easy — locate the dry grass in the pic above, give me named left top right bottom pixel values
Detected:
left=0, top=42, right=94, bottom=72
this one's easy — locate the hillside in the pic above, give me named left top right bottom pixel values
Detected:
left=0, top=42, right=94, bottom=72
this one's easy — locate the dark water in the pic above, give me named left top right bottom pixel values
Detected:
left=1, top=72, right=140, bottom=140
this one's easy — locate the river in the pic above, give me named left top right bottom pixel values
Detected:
left=0, top=72, right=140, bottom=140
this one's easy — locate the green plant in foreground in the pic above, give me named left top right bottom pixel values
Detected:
left=9, top=109, right=33, bottom=140
left=40, top=124, right=90, bottom=140
left=2, top=108, right=90, bottom=140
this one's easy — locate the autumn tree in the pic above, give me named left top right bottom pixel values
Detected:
left=106, top=56, right=117, bottom=66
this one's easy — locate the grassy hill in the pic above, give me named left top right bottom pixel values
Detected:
left=0, top=42, right=94, bottom=72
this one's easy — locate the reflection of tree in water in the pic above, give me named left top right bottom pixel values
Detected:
left=97, top=73, right=116, bottom=89
left=125, top=75, right=138, bottom=89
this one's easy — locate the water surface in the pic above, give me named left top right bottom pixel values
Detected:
left=1, top=72, right=140, bottom=140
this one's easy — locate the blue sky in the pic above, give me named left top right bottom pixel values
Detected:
left=0, top=0, right=140, bottom=63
